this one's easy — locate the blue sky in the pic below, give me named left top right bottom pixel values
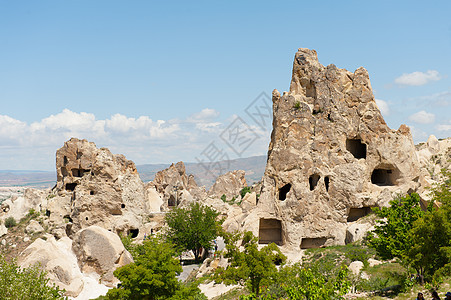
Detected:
left=0, top=0, right=450, bottom=170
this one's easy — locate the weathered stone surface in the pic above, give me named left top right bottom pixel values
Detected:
left=0, top=188, right=48, bottom=223
left=349, top=261, right=364, bottom=276
left=151, top=161, right=205, bottom=209
left=71, top=225, right=133, bottom=286
left=50, top=138, right=148, bottom=236
left=345, top=221, right=374, bottom=244
left=25, top=219, right=44, bottom=234
left=19, top=237, right=85, bottom=297
left=208, top=170, right=247, bottom=200
left=0, top=224, right=7, bottom=237
left=240, top=48, right=421, bottom=249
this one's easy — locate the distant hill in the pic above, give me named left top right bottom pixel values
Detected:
left=0, top=170, right=56, bottom=188
left=0, top=155, right=267, bottom=189
left=138, top=155, right=267, bottom=188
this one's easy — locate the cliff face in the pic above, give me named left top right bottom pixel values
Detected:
left=52, top=138, right=149, bottom=236
left=248, top=48, right=420, bottom=248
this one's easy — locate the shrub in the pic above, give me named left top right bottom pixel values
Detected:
left=4, top=217, right=16, bottom=228
left=293, top=101, right=301, bottom=110
left=239, top=187, right=251, bottom=198
left=0, top=257, right=67, bottom=299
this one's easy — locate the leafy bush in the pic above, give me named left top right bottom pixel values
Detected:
left=220, top=194, right=227, bottom=202
left=0, top=257, right=67, bottom=299
left=4, top=217, right=16, bottom=228
left=104, top=237, right=205, bottom=300
left=239, top=187, right=251, bottom=198
left=293, top=101, right=301, bottom=110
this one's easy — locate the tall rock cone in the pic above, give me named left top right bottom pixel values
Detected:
left=245, top=48, right=420, bottom=249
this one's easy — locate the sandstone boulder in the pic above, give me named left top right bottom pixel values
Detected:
left=25, top=219, right=44, bottom=234
left=0, top=224, right=7, bottom=237
left=71, top=225, right=133, bottom=286
left=19, top=237, right=85, bottom=297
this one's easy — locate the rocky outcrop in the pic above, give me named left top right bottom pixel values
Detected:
left=72, top=225, right=133, bottom=286
left=19, top=237, right=86, bottom=297
left=151, top=161, right=206, bottom=209
left=208, top=170, right=247, bottom=200
left=0, top=188, right=48, bottom=224
left=49, top=138, right=150, bottom=236
left=242, top=48, right=421, bottom=249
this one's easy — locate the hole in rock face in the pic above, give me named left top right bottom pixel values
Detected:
left=121, top=203, right=125, bottom=209
left=85, top=217, right=89, bottom=221
left=61, top=167, right=69, bottom=177
left=66, top=183, right=77, bottom=191
left=63, top=215, right=73, bottom=223
left=279, top=183, right=291, bottom=200
left=72, top=169, right=89, bottom=177
left=90, top=191, right=95, bottom=195
left=371, top=167, right=399, bottom=186
left=347, top=207, right=373, bottom=222
left=45, top=210, right=51, bottom=217
left=346, top=139, right=367, bottom=159
left=324, top=176, right=330, bottom=192
left=168, top=195, right=176, bottom=207
left=63, top=156, right=68, bottom=165
left=129, top=228, right=139, bottom=238
left=76, top=150, right=82, bottom=159
left=305, top=79, right=317, bottom=98
left=259, top=218, right=283, bottom=245
left=300, top=237, right=327, bottom=249
left=309, top=174, right=320, bottom=191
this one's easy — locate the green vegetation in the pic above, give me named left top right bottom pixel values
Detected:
left=0, top=257, right=67, bottom=300
left=215, top=231, right=286, bottom=296
left=4, top=217, right=16, bottom=228
left=239, top=187, right=251, bottom=199
left=368, top=170, right=451, bottom=284
left=165, top=202, right=222, bottom=262
left=104, top=237, right=205, bottom=300
left=293, top=101, right=301, bottom=110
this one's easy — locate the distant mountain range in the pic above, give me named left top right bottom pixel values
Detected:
left=0, top=155, right=267, bottom=189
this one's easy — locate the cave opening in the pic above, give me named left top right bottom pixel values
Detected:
left=129, top=228, right=139, bottom=238
left=371, top=168, right=399, bottom=186
left=324, top=176, right=330, bottom=192
left=279, top=183, right=291, bottom=201
left=168, top=195, right=176, bottom=207
left=66, top=183, right=77, bottom=191
left=300, top=237, right=327, bottom=249
left=346, top=138, right=367, bottom=159
left=259, top=218, right=283, bottom=245
left=347, top=207, right=373, bottom=222
left=309, top=174, right=320, bottom=191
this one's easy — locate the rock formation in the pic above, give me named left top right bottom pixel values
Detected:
left=49, top=138, right=154, bottom=236
left=208, top=170, right=247, bottom=200
left=242, top=48, right=421, bottom=249
left=150, top=161, right=206, bottom=209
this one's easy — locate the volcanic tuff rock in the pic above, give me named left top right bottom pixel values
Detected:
left=208, top=170, right=247, bottom=200
left=151, top=161, right=206, bottom=209
left=242, top=48, right=421, bottom=249
left=51, top=138, right=151, bottom=236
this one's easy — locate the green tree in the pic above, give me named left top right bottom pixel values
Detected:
left=0, top=257, right=67, bottom=300
left=367, top=193, right=426, bottom=261
left=406, top=170, right=451, bottom=282
left=105, top=237, right=205, bottom=300
left=282, top=264, right=350, bottom=300
left=165, top=202, right=222, bottom=262
left=215, top=231, right=286, bottom=296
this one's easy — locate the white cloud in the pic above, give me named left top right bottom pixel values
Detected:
left=0, top=108, right=273, bottom=170
left=187, top=108, right=220, bottom=123
left=437, top=120, right=451, bottom=132
left=395, top=70, right=441, bottom=86
left=408, top=110, right=435, bottom=124
left=375, top=99, right=390, bottom=115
